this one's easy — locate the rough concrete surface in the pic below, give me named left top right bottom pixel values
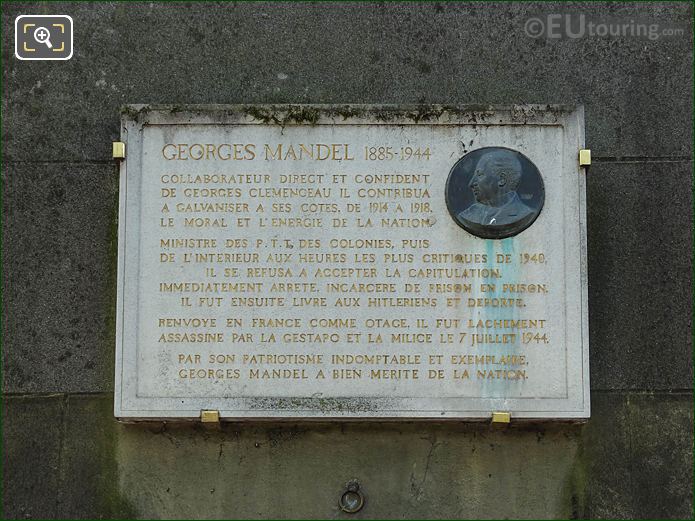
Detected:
left=2, top=163, right=119, bottom=394
left=1, top=2, right=692, bottom=162
left=2, top=1, right=693, bottom=519
left=587, top=161, right=693, bottom=390
left=3, top=392, right=692, bottom=519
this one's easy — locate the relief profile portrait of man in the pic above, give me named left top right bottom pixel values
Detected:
left=445, top=147, right=545, bottom=239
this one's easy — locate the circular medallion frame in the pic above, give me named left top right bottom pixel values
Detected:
left=445, top=147, right=545, bottom=239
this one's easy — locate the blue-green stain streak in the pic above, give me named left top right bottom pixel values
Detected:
left=479, top=239, right=519, bottom=399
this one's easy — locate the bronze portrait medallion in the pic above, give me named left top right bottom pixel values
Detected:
left=445, top=147, right=545, bottom=239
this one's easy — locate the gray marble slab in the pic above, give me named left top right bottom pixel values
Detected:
left=114, top=105, right=589, bottom=420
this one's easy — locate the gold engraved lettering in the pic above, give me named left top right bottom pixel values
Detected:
left=152, top=132, right=553, bottom=401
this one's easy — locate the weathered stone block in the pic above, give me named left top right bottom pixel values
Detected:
left=2, top=395, right=64, bottom=519
left=587, top=161, right=693, bottom=390
left=583, top=392, right=694, bottom=519
left=2, top=3, right=692, bottom=162
left=114, top=418, right=583, bottom=519
left=2, top=163, right=119, bottom=393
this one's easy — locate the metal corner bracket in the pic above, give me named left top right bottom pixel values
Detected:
left=491, top=411, right=511, bottom=424
left=112, top=141, right=126, bottom=159
left=200, top=410, right=220, bottom=423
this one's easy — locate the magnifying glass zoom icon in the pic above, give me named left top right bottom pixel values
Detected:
left=34, top=26, right=53, bottom=49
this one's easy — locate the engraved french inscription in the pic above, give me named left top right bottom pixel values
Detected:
left=115, top=105, right=590, bottom=420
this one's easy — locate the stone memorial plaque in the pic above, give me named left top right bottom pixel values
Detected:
left=114, top=105, right=589, bottom=420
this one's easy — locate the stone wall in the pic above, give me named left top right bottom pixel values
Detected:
left=3, top=2, right=693, bottom=518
